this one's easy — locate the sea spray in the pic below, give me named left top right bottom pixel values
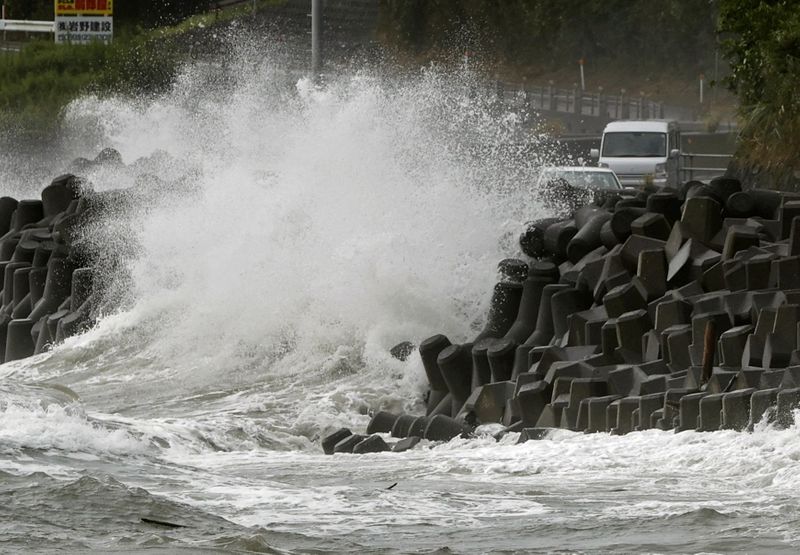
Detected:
left=3, top=37, right=556, bottom=443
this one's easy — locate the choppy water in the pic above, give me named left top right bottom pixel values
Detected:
left=2, top=40, right=800, bottom=554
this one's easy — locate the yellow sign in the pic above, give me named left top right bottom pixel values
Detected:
left=55, top=0, right=113, bottom=16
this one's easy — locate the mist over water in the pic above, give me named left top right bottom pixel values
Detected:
left=2, top=36, right=800, bottom=554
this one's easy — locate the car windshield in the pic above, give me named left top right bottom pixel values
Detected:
left=543, top=170, right=621, bottom=191
left=602, top=132, right=667, bottom=157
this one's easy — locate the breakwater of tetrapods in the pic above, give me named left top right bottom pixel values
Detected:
left=324, top=177, right=800, bottom=454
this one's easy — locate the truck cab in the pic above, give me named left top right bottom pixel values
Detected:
left=590, top=120, right=681, bottom=188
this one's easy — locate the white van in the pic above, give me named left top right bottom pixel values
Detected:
left=590, top=120, right=681, bottom=187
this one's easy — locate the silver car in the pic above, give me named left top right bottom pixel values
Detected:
left=535, top=166, right=623, bottom=215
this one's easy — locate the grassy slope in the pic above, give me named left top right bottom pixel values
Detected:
left=0, top=0, right=282, bottom=139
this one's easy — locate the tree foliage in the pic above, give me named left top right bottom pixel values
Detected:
left=379, top=0, right=717, bottom=74
left=718, top=0, right=800, bottom=172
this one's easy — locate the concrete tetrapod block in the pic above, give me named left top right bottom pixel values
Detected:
left=631, top=212, right=671, bottom=241
left=367, top=411, right=400, bottom=435
left=392, top=436, right=421, bottom=453
left=423, top=415, right=472, bottom=442
left=759, top=369, right=785, bottom=389
left=610, top=396, right=640, bottom=435
left=681, top=196, right=723, bottom=244
left=498, top=258, right=529, bottom=283
left=567, top=211, right=612, bottom=264
left=722, top=388, right=756, bottom=431
left=472, top=381, right=516, bottom=424
left=636, top=248, right=667, bottom=301
left=718, top=325, right=753, bottom=368
left=555, top=377, right=608, bottom=430
left=333, top=434, right=367, bottom=454
left=2, top=261, right=30, bottom=308
left=647, top=191, right=682, bottom=223
left=781, top=200, right=800, bottom=240
left=660, top=388, right=697, bottom=431
left=515, top=380, right=550, bottom=427
left=662, top=324, right=692, bottom=369
left=353, top=435, right=390, bottom=454
left=543, top=219, right=578, bottom=260
left=750, top=388, right=779, bottom=427
left=5, top=318, right=35, bottom=362
left=620, top=235, right=667, bottom=274
left=401, top=416, right=425, bottom=439
left=419, top=334, right=451, bottom=394
left=790, top=216, right=800, bottom=257
left=473, top=282, right=524, bottom=343
left=601, top=319, right=619, bottom=356
left=775, top=388, right=800, bottom=428
left=10, top=240, right=37, bottom=265
left=763, top=333, right=795, bottom=369
left=0, top=197, right=18, bottom=237
left=775, top=256, right=800, bottom=290
left=437, top=344, right=473, bottom=412
left=781, top=367, right=800, bottom=389
left=390, top=414, right=418, bottom=438
left=615, top=309, right=652, bottom=361
left=722, top=225, right=760, bottom=261
left=741, top=335, right=765, bottom=368
left=487, top=339, right=517, bottom=383
left=703, top=368, right=737, bottom=394
left=603, top=281, right=647, bottom=319
left=733, top=368, right=764, bottom=390
left=744, top=255, right=775, bottom=291
left=322, top=428, right=352, bottom=455
left=535, top=404, right=563, bottom=428
left=600, top=220, right=619, bottom=250
left=678, top=392, right=708, bottom=432
left=585, top=395, right=623, bottom=432
left=28, top=256, right=75, bottom=323
left=470, top=339, right=495, bottom=390
left=567, top=305, right=607, bottom=347
left=550, top=288, right=592, bottom=341
left=517, top=428, right=551, bottom=443
left=655, top=299, right=692, bottom=333
left=526, top=283, right=570, bottom=346
left=519, top=218, right=560, bottom=258
left=12, top=200, right=44, bottom=231
left=637, top=392, right=666, bottom=431
left=610, top=207, right=648, bottom=242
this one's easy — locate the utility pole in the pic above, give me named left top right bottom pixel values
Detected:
left=311, top=0, right=321, bottom=78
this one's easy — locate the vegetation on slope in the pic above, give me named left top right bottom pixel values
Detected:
left=718, top=0, right=800, bottom=176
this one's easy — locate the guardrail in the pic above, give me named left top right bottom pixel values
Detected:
left=680, top=152, right=733, bottom=182
left=494, top=80, right=699, bottom=123
left=0, top=19, right=54, bottom=33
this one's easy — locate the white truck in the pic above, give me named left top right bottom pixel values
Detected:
left=590, top=120, right=681, bottom=188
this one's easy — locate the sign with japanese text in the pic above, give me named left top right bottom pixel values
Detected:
left=55, top=0, right=113, bottom=16
left=54, top=0, right=113, bottom=44
left=55, top=15, right=113, bottom=44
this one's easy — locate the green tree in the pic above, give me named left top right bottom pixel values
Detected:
left=718, top=0, right=800, bottom=173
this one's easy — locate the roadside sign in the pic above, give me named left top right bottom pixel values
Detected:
left=55, top=1, right=113, bottom=16
left=55, top=16, right=112, bottom=43
left=54, top=0, right=113, bottom=44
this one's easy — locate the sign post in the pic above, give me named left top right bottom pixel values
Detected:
left=699, top=73, right=705, bottom=104
left=55, top=0, right=113, bottom=44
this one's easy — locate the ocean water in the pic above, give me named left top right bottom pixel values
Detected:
left=1, top=42, right=800, bottom=554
